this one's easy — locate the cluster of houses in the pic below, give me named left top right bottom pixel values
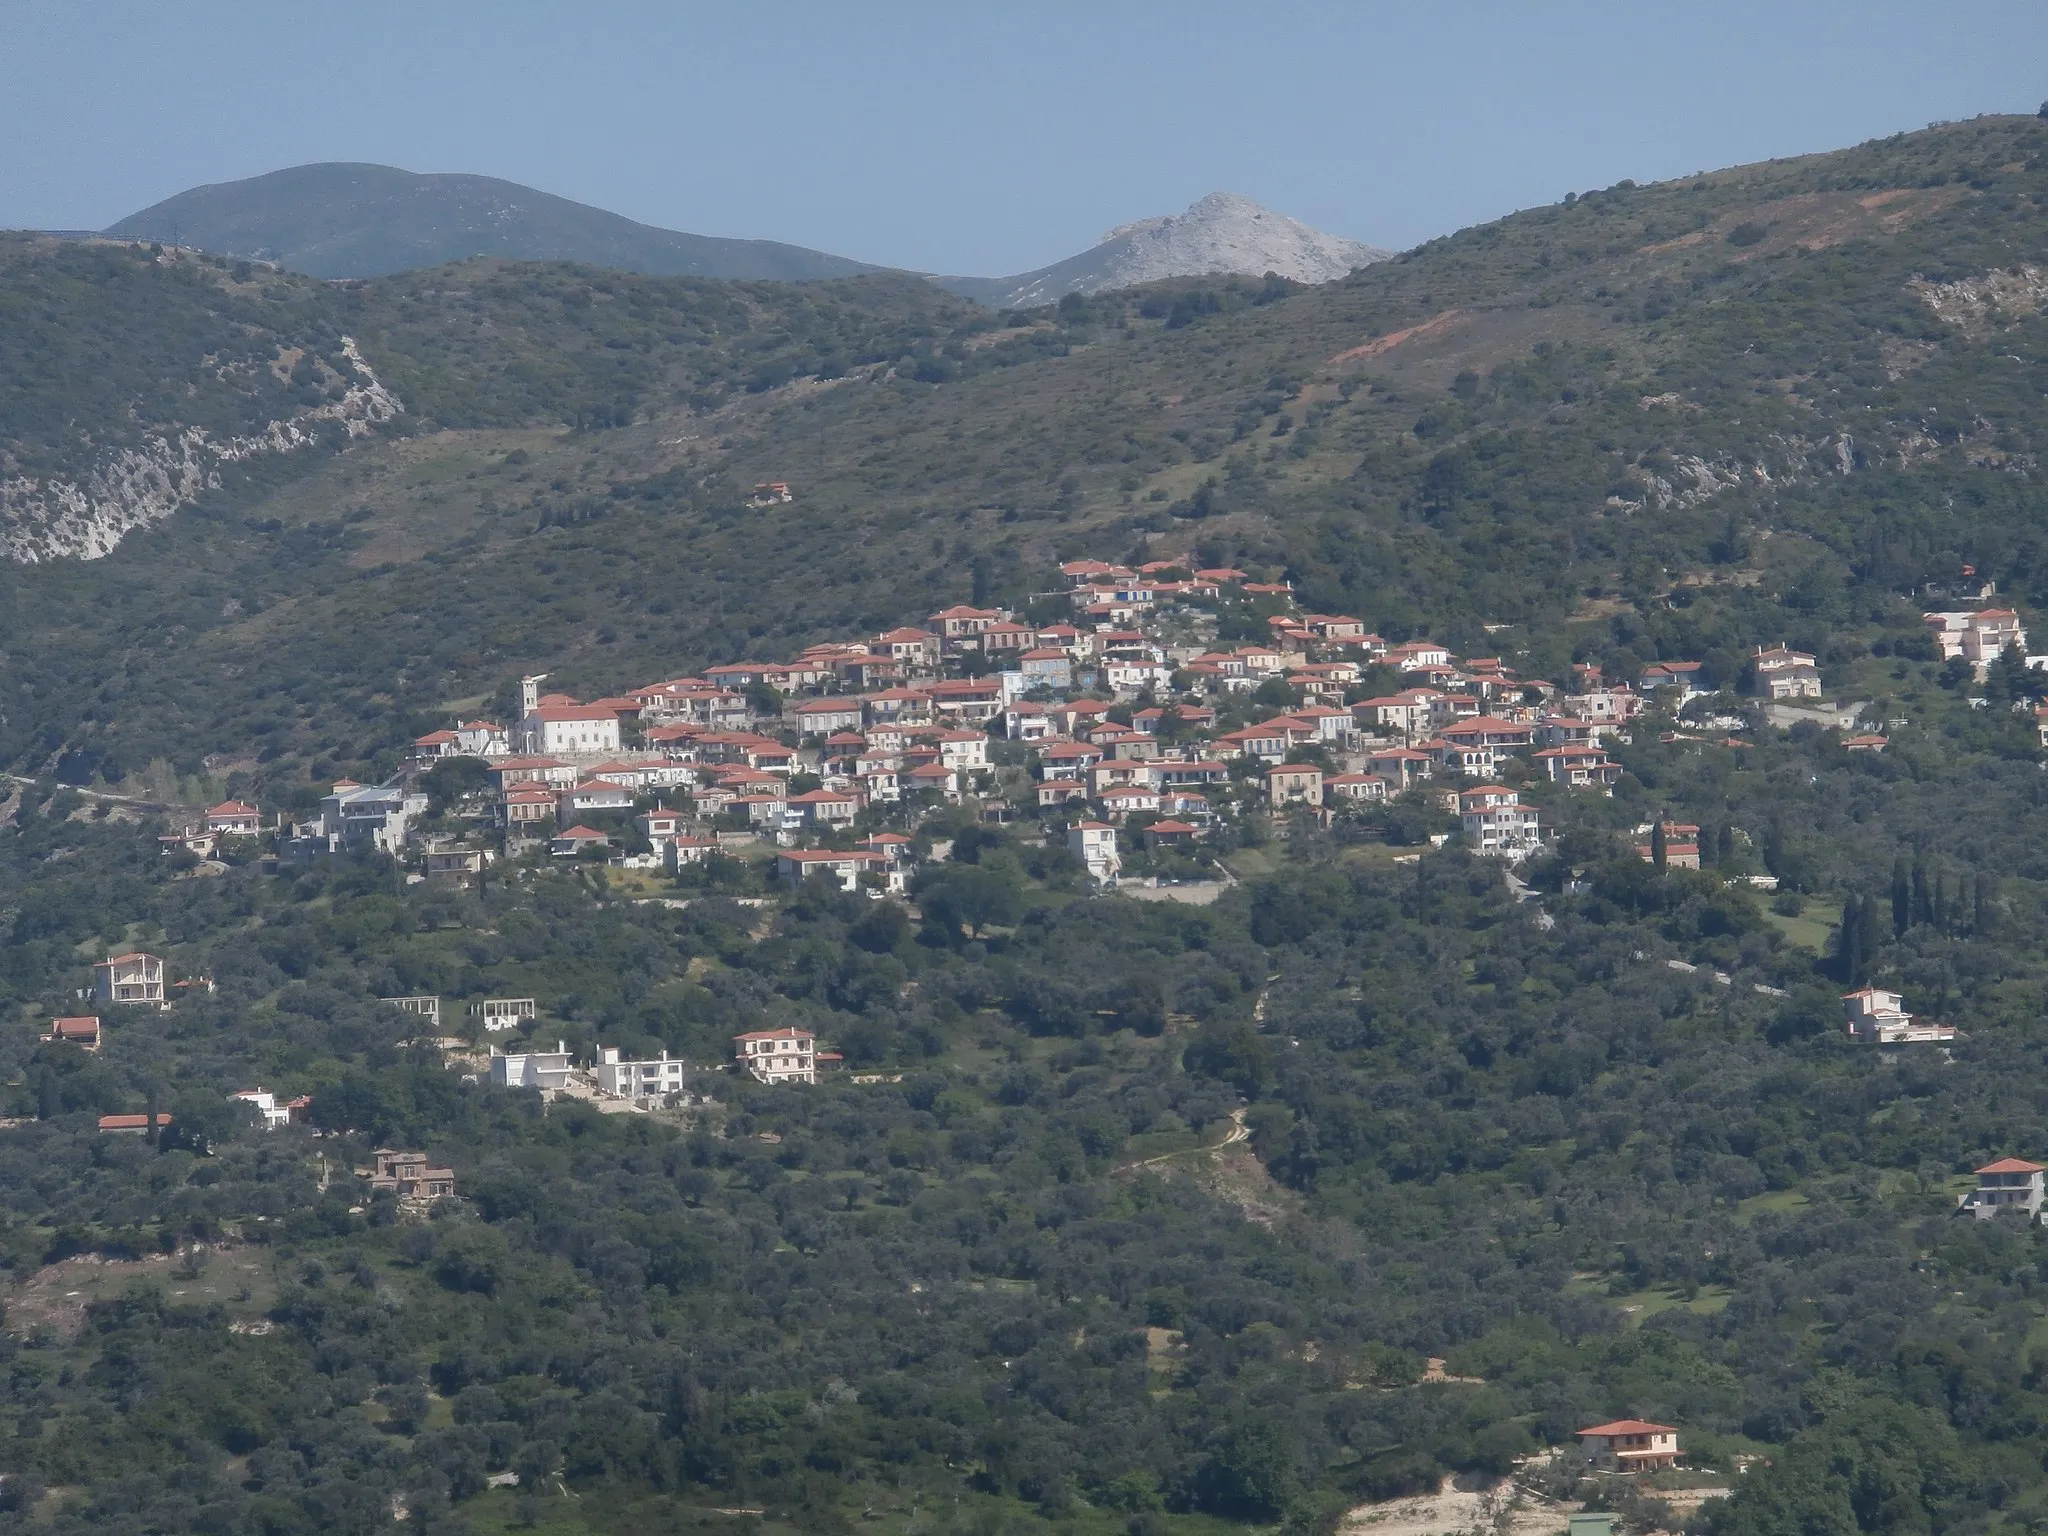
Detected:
left=352, top=559, right=1797, bottom=880
left=153, top=554, right=2036, bottom=888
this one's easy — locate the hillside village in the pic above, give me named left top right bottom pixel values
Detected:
left=127, top=555, right=2039, bottom=1107
left=162, top=555, right=2035, bottom=885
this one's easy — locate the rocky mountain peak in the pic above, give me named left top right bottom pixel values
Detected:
left=939, top=191, right=1389, bottom=310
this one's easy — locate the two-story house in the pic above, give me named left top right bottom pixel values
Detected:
left=1962, top=1157, right=2047, bottom=1221
left=734, top=1026, right=818, bottom=1084
left=1067, top=821, right=1120, bottom=884
left=1577, top=1420, right=1680, bottom=1473
left=94, top=953, right=165, bottom=1008
left=596, top=1047, right=691, bottom=1103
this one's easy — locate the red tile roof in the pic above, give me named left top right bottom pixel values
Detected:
left=1578, top=1420, right=1677, bottom=1437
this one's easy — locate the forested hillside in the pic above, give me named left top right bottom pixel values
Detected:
left=7, top=686, right=2048, bottom=1536
left=3, top=115, right=2047, bottom=792
left=5, top=112, right=2048, bottom=1536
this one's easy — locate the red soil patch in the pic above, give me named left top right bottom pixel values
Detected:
left=1327, top=309, right=1468, bottom=365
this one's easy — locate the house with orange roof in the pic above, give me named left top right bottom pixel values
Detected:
left=1097, top=784, right=1163, bottom=820
left=1924, top=606, right=2026, bottom=667
left=779, top=696, right=860, bottom=735
left=496, top=786, right=557, bottom=828
left=776, top=848, right=888, bottom=893
left=550, top=825, right=611, bottom=857
left=1577, top=1420, right=1680, bottom=1472
left=1459, top=786, right=1541, bottom=859
left=1842, top=987, right=1955, bottom=1044
left=735, top=1025, right=818, bottom=1084
left=1750, top=646, right=1821, bottom=701
left=874, top=627, right=943, bottom=668
left=928, top=604, right=1007, bottom=642
left=204, top=800, right=264, bottom=836
left=1639, top=660, right=1707, bottom=699
left=518, top=700, right=622, bottom=756
left=1963, top=1157, right=2047, bottom=1221
left=1267, top=764, right=1324, bottom=808
left=410, top=729, right=460, bottom=763
left=41, top=1016, right=101, bottom=1051
left=99, top=1113, right=173, bottom=1136
left=1324, top=773, right=1387, bottom=804
left=1534, top=745, right=1622, bottom=790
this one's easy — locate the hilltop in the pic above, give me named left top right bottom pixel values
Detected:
left=935, top=190, right=1391, bottom=308
left=101, top=161, right=885, bottom=281
left=1, top=113, right=2046, bottom=787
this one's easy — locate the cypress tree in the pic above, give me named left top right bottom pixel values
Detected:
left=1912, top=860, right=1931, bottom=928
left=1651, top=820, right=1667, bottom=874
left=1717, top=824, right=1735, bottom=868
left=1859, top=894, right=1885, bottom=973
left=1891, top=857, right=1911, bottom=939
left=1836, top=894, right=1863, bottom=984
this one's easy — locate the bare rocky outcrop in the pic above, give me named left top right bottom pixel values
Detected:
left=940, top=191, right=1390, bottom=310
left=0, top=338, right=402, bottom=563
left=1908, top=265, right=2048, bottom=331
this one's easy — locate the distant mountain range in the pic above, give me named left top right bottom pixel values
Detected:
left=95, top=163, right=1388, bottom=302
left=102, top=163, right=884, bottom=283
left=935, top=191, right=1392, bottom=309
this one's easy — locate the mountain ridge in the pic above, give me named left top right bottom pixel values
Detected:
left=101, top=161, right=886, bottom=282
left=2, top=114, right=2045, bottom=785
left=97, top=163, right=1389, bottom=305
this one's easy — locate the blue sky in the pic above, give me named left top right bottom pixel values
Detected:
left=2, top=0, right=2043, bottom=274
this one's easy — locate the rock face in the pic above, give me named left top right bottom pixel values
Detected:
left=937, top=192, right=1390, bottom=309
left=0, top=339, right=403, bottom=562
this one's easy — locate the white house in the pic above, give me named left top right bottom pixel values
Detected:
left=232, top=1088, right=307, bottom=1129
left=452, top=719, right=510, bottom=757
left=1459, top=786, right=1542, bottom=859
left=519, top=702, right=622, bottom=756
left=1924, top=608, right=2026, bottom=667
left=734, top=1026, right=818, bottom=1084
left=1841, top=987, right=1955, bottom=1043
left=203, top=800, right=264, bottom=836
left=595, top=1047, right=690, bottom=1103
left=491, top=1041, right=575, bottom=1090
left=1067, top=821, right=1120, bottom=883
left=777, top=848, right=888, bottom=892
left=94, top=953, right=166, bottom=1008
left=1752, top=646, right=1823, bottom=700
left=468, top=997, right=538, bottom=1033
left=1962, top=1157, right=2047, bottom=1221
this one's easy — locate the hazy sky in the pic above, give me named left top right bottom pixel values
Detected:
left=3, top=0, right=2044, bottom=274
